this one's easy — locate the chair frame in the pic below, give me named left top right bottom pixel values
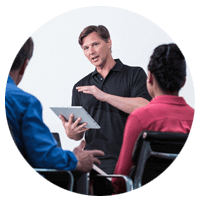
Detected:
left=35, top=168, right=74, bottom=191
left=9, top=126, right=188, bottom=195
left=95, top=174, right=134, bottom=192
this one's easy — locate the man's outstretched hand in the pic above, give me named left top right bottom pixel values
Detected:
left=76, top=85, right=108, bottom=102
left=73, top=140, right=105, bottom=173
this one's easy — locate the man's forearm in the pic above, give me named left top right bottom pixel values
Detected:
left=105, top=94, right=149, bottom=114
left=76, top=85, right=149, bottom=114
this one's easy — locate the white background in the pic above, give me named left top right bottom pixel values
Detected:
left=17, top=6, right=195, bottom=151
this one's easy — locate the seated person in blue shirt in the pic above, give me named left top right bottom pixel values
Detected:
left=5, top=37, right=104, bottom=172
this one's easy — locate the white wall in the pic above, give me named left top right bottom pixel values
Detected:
left=18, top=6, right=195, bottom=151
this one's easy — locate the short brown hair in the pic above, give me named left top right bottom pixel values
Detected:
left=78, top=25, right=110, bottom=46
left=11, top=37, right=34, bottom=71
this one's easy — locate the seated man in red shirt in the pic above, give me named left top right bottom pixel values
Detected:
left=112, top=43, right=194, bottom=194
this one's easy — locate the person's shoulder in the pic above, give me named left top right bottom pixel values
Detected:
left=6, top=85, right=42, bottom=119
left=124, top=64, right=145, bottom=73
left=185, top=102, right=195, bottom=117
left=121, top=64, right=147, bottom=81
left=6, top=84, right=40, bottom=105
left=120, top=60, right=145, bottom=74
left=73, top=71, right=94, bottom=86
left=129, top=102, right=153, bottom=119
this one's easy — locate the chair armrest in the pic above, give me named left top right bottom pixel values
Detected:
left=150, top=151, right=177, bottom=159
left=94, top=174, right=133, bottom=192
left=35, top=168, right=68, bottom=172
left=35, top=168, right=74, bottom=191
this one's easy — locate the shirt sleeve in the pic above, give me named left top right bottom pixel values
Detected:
left=131, top=68, right=152, bottom=101
left=112, top=113, right=144, bottom=194
left=21, top=96, right=78, bottom=170
left=72, top=84, right=80, bottom=106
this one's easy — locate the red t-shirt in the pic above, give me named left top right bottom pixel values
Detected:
left=112, top=95, right=194, bottom=194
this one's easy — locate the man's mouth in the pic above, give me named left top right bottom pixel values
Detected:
left=91, top=56, right=99, bottom=61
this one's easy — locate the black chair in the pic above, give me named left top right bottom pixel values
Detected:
left=52, top=132, right=62, bottom=147
left=89, top=131, right=188, bottom=195
left=130, top=131, right=189, bottom=189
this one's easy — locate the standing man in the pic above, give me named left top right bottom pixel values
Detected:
left=60, top=25, right=151, bottom=174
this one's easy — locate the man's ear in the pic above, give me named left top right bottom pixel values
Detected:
left=19, top=59, right=29, bottom=75
left=107, top=38, right=112, bottom=49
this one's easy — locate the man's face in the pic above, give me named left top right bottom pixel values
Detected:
left=81, top=32, right=112, bottom=68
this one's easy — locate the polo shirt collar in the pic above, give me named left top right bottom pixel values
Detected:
left=91, top=58, right=123, bottom=77
left=150, top=95, right=187, bottom=105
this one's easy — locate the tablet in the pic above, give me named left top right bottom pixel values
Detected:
left=50, top=106, right=100, bottom=129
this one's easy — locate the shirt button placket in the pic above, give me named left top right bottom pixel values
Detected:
left=100, top=77, right=104, bottom=89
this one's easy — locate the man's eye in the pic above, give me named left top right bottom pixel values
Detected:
left=83, top=47, right=88, bottom=50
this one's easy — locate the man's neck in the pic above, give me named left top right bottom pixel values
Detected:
left=9, top=72, right=18, bottom=85
left=9, top=71, right=22, bottom=86
left=96, top=58, right=116, bottom=79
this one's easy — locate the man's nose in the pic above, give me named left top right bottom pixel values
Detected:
left=89, top=47, right=95, bottom=55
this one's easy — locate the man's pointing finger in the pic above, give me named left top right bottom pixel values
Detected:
left=90, top=150, right=105, bottom=157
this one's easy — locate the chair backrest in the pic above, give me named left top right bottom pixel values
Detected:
left=130, top=131, right=188, bottom=189
left=52, top=132, right=62, bottom=147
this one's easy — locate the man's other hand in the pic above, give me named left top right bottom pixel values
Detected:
left=73, top=140, right=105, bottom=173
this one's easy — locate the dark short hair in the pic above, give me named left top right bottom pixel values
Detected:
left=148, top=43, right=186, bottom=92
left=78, top=25, right=110, bottom=46
left=11, top=37, right=34, bottom=71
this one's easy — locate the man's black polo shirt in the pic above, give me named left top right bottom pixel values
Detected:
left=72, top=59, right=151, bottom=174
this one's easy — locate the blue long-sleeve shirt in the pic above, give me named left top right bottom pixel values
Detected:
left=5, top=75, right=78, bottom=170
